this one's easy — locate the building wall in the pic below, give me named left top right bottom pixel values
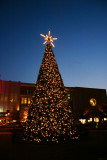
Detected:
left=0, top=80, right=106, bottom=122
left=0, top=80, right=20, bottom=112
left=19, top=83, right=35, bottom=122
left=0, top=80, right=20, bottom=122
left=19, top=85, right=107, bottom=122
left=72, top=87, right=106, bottom=120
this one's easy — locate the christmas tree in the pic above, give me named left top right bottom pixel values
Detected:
left=24, top=31, right=78, bottom=143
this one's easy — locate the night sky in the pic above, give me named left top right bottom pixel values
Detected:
left=0, top=0, right=107, bottom=91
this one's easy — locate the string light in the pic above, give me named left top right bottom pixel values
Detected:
left=40, top=31, right=57, bottom=47
left=24, top=41, right=78, bottom=143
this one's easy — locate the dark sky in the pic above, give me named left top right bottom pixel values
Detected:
left=0, top=0, right=107, bottom=91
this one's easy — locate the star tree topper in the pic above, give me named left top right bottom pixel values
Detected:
left=40, top=31, right=57, bottom=47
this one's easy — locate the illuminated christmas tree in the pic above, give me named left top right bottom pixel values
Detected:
left=24, top=31, right=78, bottom=143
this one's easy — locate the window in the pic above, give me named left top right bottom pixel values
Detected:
left=28, top=90, right=34, bottom=95
left=21, top=98, right=27, bottom=104
left=0, top=107, right=3, bottom=112
left=21, top=90, right=27, bottom=95
left=79, top=119, right=86, bottom=124
left=88, top=118, right=92, bottom=122
left=94, top=117, right=99, bottom=123
left=28, top=98, right=30, bottom=104
left=67, top=94, right=71, bottom=100
left=104, top=118, right=107, bottom=121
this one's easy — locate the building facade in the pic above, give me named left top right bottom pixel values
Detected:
left=65, top=87, right=107, bottom=123
left=0, top=80, right=107, bottom=124
left=19, top=82, right=35, bottom=122
left=0, top=80, right=20, bottom=123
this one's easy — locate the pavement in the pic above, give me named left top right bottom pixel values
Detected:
left=0, top=128, right=107, bottom=160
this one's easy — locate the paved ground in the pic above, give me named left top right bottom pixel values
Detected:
left=0, top=128, right=107, bottom=160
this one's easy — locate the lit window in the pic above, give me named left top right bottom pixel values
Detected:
left=79, top=119, right=86, bottom=124
left=0, top=107, right=3, bottom=112
left=28, top=98, right=30, bottom=104
left=68, top=94, right=71, bottom=100
left=104, top=118, right=107, bottom=121
left=88, top=118, right=92, bottom=122
left=94, top=117, right=99, bottom=123
left=13, top=120, right=17, bottom=122
left=21, top=98, right=27, bottom=104
left=17, top=105, right=19, bottom=111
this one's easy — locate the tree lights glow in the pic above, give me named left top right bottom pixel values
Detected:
left=24, top=42, right=78, bottom=143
